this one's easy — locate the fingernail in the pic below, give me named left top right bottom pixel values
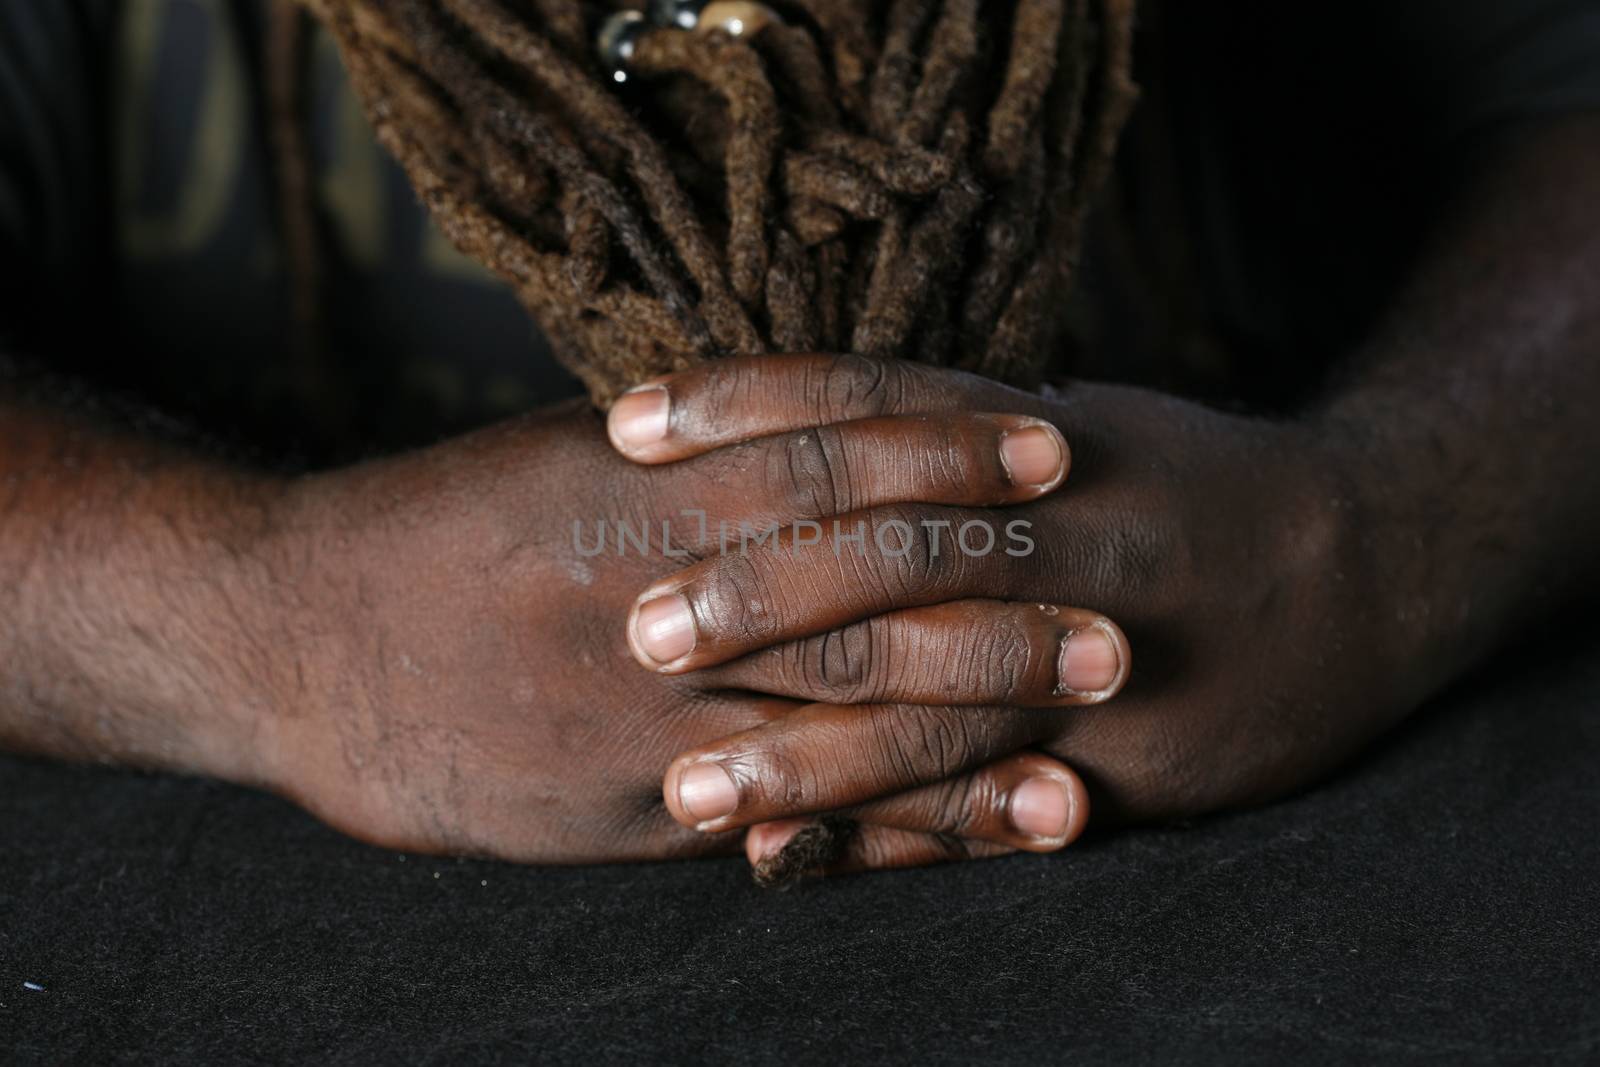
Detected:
left=609, top=386, right=670, bottom=449
left=635, top=594, right=697, bottom=664
left=1010, top=777, right=1070, bottom=839
left=1058, top=627, right=1120, bottom=694
left=679, top=762, right=738, bottom=822
left=999, top=425, right=1065, bottom=488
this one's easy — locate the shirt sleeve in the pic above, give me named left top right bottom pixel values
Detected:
left=0, top=0, right=114, bottom=350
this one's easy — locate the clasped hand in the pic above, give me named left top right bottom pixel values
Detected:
left=599, top=354, right=1411, bottom=875
left=270, top=353, right=1413, bottom=876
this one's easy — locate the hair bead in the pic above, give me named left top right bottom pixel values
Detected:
left=694, top=1, right=781, bottom=38
left=649, top=0, right=707, bottom=31
left=596, top=9, right=647, bottom=81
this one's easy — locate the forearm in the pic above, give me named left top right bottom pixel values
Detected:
left=0, top=390, right=294, bottom=784
left=1316, top=115, right=1600, bottom=686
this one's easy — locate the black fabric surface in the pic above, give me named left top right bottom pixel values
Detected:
left=3, top=631, right=1598, bottom=1064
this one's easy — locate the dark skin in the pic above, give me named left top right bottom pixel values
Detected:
left=2, top=116, right=1597, bottom=874
left=626, top=115, right=1600, bottom=872
left=0, top=387, right=1099, bottom=862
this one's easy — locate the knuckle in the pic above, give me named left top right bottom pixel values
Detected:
left=768, top=424, right=850, bottom=518
left=868, top=715, right=923, bottom=787
left=962, top=618, right=1035, bottom=702
left=741, top=743, right=821, bottom=812
left=861, top=504, right=963, bottom=602
left=697, top=554, right=782, bottom=644
left=876, top=706, right=981, bottom=784
left=1100, top=508, right=1174, bottom=599
left=1046, top=507, right=1167, bottom=609
left=923, top=420, right=989, bottom=497
left=931, top=773, right=990, bottom=838
left=766, top=640, right=818, bottom=697
left=817, top=354, right=905, bottom=421
left=804, top=620, right=881, bottom=702
left=695, top=360, right=752, bottom=428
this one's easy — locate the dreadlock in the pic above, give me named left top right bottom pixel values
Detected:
left=273, top=0, right=1137, bottom=407
left=272, top=0, right=1137, bottom=885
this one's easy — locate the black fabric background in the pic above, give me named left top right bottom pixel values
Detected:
left=4, top=628, right=1598, bottom=1064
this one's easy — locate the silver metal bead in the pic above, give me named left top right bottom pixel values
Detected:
left=649, top=0, right=707, bottom=31
left=596, top=10, right=647, bottom=83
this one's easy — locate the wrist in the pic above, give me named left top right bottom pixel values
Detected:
left=1304, top=388, right=1509, bottom=696
left=240, top=468, right=372, bottom=810
left=174, top=470, right=310, bottom=788
left=106, top=465, right=305, bottom=788
left=6, top=450, right=302, bottom=787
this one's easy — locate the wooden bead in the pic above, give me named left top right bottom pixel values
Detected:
left=695, top=1, right=781, bottom=38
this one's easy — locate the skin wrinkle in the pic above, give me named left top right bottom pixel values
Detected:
left=927, top=771, right=985, bottom=838
left=928, top=419, right=979, bottom=499
left=892, top=506, right=960, bottom=596
left=776, top=425, right=849, bottom=518
left=818, top=354, right=898, bottom=424
left=868, top=617, right=904, bottom=702
left=11, top=105, right=1600, bottom=879
left=803, top=527, right=874, bottom=627
left=819, top=425, right=858, bottom=517
left=730, top=734, right=817, bottom=814
left=848, top=510, right=920, bottom=606
left=706, top=552, right=783, bottom=645
left=874, top=707, right=935, bottom=789
left=952, top=617, right=987, bottom=698
left=702, top=597, right=1088, bottom=708
left=985, top=618, right=1035, bottom=702
left=811, top=627, right=848, bottom=693
left=9, top=0, right=1152, bottom=870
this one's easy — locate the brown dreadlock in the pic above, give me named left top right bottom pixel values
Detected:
left=272, top=0, right=1137, bottom=884
left=274, top=0, right=1137, bottom=407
